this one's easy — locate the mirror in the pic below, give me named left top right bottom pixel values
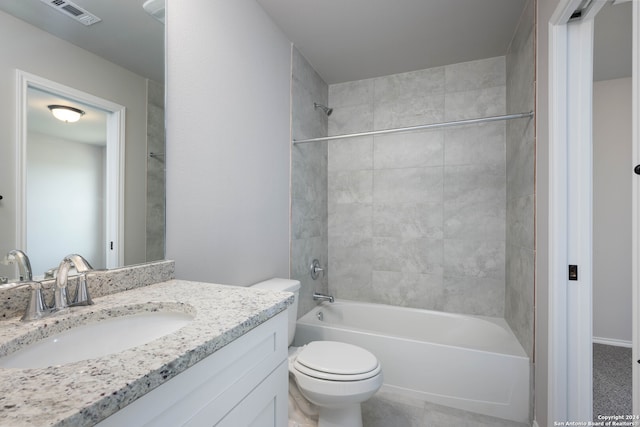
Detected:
left=0, top=1, right=165, bottom=281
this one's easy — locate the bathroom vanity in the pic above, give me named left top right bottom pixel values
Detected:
left=0, top=271, right=293, bottom=427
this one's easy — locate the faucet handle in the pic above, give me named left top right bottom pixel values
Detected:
left=20, top=281, right=49, bottom=321
left=65, top=254, right=93, bottom=306
left=71, top=273, right=93, bottom=306
left=44, top=267, right=57, bottom=279
left=310, top=259, right=325, bottom=280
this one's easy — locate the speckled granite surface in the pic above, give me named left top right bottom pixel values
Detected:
left=0, top=278, right=293, bottom=427
left=1, top=260, right=175, bottom=320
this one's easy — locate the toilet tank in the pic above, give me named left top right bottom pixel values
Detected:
left=251, top=278, right=300, bottom=346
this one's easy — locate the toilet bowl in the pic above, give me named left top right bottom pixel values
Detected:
left=252, top=278, right=382, bottom=427
left=290, top=341, right=383, bottom=427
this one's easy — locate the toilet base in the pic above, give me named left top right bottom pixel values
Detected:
left=317, top=404, right=362, bottom=427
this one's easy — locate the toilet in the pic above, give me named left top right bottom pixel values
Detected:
left=252, top=279, right=383, bottom=427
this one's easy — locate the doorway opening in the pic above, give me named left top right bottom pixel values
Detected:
left=15, top=70, right=125, bottom=276
left=547, top=0, right=638, bottom=421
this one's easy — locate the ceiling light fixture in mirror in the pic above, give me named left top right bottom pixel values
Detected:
left=47, top=105, right=85, bottom=123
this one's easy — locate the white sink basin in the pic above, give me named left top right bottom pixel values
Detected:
left=0, top=311, right=194, bottom=369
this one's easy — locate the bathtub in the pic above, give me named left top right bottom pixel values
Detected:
left=292, top=300, right=530, bottom=423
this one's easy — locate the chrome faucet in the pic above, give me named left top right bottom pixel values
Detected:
left=313, top=292, right=334, bottom=303
left=0, top=280, right=48, bottom=321
left=3, top=249, right=33, bottom=281
left=52, top=254, right=94, bottom=310
left=44, top=267, right=58, bottom=279
left=20, top=281, right=48, bottom=321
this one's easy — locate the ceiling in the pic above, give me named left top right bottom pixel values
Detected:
left=256, top=0, right=632, bottom=84
left=27, top=87, right=107, bottom=145
left=0, top=0, right=632, bottom=88
left=256, top=0, right=528, bottom=84
left=0, top=0, right=160, bottom=143
left=0, top=0, right=164, bottom=83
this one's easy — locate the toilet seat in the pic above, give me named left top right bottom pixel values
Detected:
left=293, top=341, right=381, bottom=381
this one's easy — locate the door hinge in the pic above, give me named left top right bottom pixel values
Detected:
left=110, top=241, right=114, bottom=250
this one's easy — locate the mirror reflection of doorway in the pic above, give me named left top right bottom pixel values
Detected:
left=26, top=86, right=108, bottom=275
left=16, top=70, right=125, bottom=278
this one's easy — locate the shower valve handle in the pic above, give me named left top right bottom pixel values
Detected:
left=310, top=259, right=324, bottom=280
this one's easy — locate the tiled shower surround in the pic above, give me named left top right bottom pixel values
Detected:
left=327, top=56, right=509, bottom=317
left=146, top=79, right=166, bottom=262
left=291, top=47, right=329, bottom=318
left=291, top=3, right=534, bottom=358
left=290, top=3, right=535, bottom=423
left=505, top=0, right=535, bottom=359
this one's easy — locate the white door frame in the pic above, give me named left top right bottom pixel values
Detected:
left=548, top=0, right=604, bottom=422
left=15, top=70, right=125, bottom=269
left=632, top=0, right=640, bottom=416
left=549, top=0, right=638, bottom=421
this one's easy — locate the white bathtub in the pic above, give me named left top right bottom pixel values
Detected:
left=292, top=300, right=530, bottom=423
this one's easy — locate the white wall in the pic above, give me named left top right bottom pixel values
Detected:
left=165, top=0, right=291, bottom=285
left=593, top=77, right=633, bottom=344
left=0, top=10, right=148, bottom=273
left=27, top=133, right=105, bottom=274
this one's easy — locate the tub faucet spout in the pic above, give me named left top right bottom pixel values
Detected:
left=313, top=292, right=334, bottom=303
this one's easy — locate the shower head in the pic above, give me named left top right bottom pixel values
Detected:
left=314, top=102, right=333, bottom=116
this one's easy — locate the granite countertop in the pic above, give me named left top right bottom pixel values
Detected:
left=0, top=279, right=293, bottom=427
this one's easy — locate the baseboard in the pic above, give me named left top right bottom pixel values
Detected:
left=592, top=336, right=632, bottom=348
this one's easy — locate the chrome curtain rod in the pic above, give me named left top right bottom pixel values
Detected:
left=293, top=111, right=534, bottom=144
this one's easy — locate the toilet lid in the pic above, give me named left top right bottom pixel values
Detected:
left=294, top=341, right=380, bottom=380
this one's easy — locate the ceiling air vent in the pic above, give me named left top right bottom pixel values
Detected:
left=39, top=0, right=101, bottom=26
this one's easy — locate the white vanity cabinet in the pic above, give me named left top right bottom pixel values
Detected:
left=96, top=310, right=288, bottom=427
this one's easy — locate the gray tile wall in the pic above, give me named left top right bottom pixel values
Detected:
left=327, top=56, right=508, bottom=317
left=291, top=47, right=329, bottom=318
left=146, top=79, right=165, bottom=262
left=505, top=0, right=535, bottom=359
